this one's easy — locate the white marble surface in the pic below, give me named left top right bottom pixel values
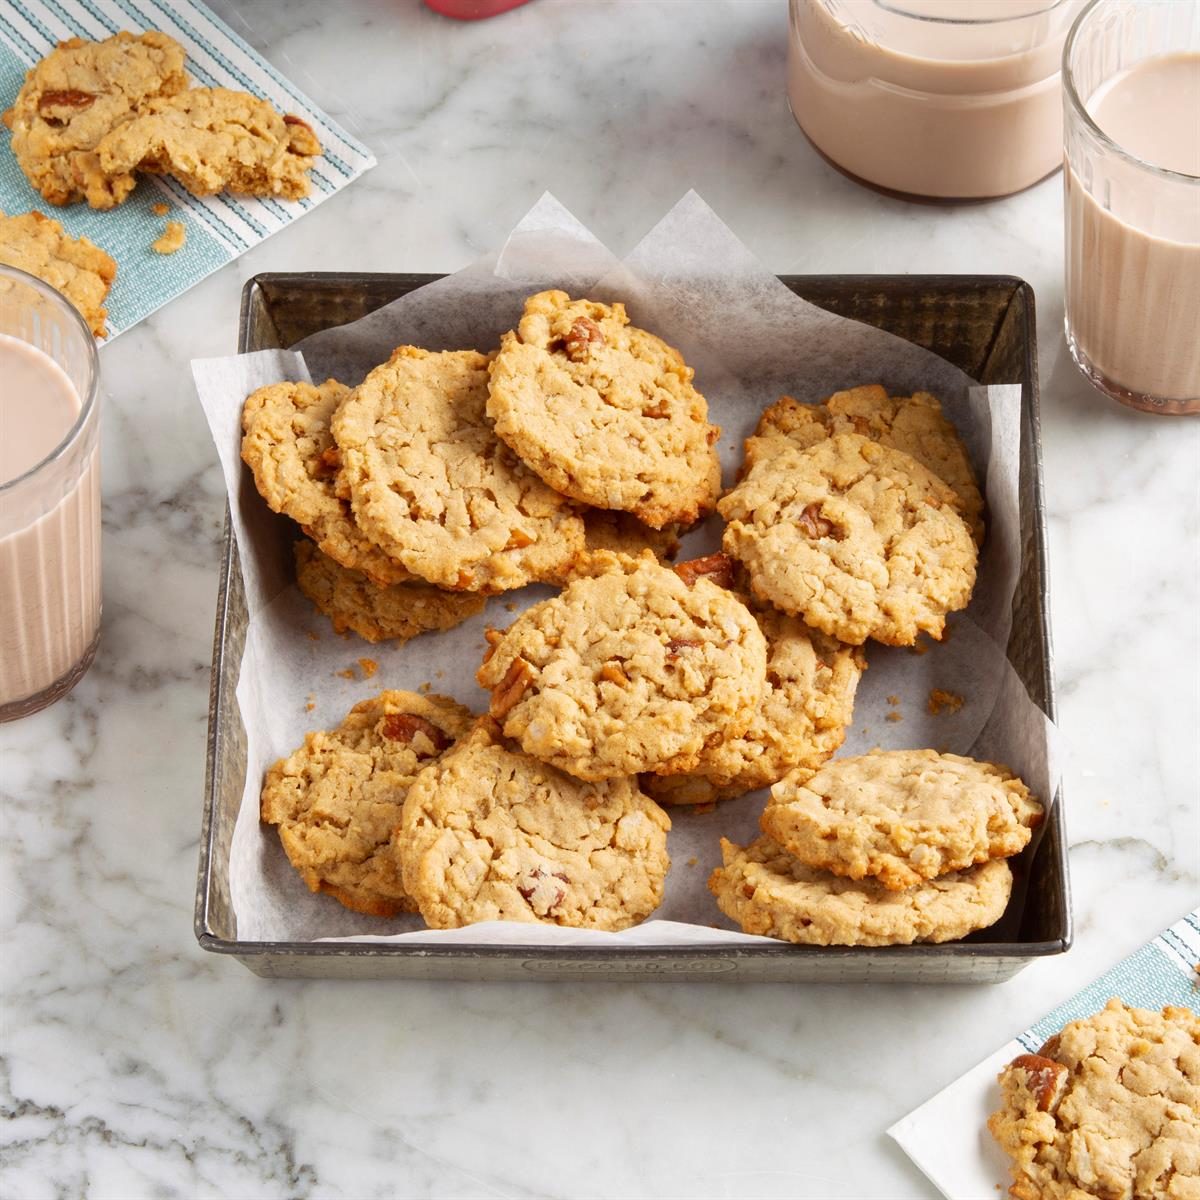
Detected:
left=2, top=2, right=1198, bottom=1196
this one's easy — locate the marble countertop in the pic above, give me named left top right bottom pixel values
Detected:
left=2, top=2, right=1197, bottom=1196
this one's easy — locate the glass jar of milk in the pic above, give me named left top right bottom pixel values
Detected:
left=1063, top=0, right=1200, bottom=414
left=788, top=0, right=1088, bottom=199
left=0, top=266, right=102, bottom=720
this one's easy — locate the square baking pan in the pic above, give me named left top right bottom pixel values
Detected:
left=195, top=272, right=1071, bottom=982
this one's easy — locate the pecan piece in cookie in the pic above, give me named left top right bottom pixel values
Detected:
left=562, top=316, right=604, bottom=361
left=1007, top=1054, right=1069, bottom=1113
left=797, top=502, right=838, bottom=539
left=382, top=712, right=455, bottom=753
left=674, top=553, right=735, bottom=590
left=490, top=657, right=534, bottom=718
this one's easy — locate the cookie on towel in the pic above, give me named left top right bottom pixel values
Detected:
left=2, top=30, right=188, bottom=208
left=708, top=836, right=1012, bottom=946
left=331, top=347, right=584, bottom=593
left=719, top=433, right=977, bottom=646
left=762, top=749, right=1044, bottom=890
left=261, top=690, right=474, bottom=917
left=0, top=210, right=116, bottom=337
left=988, top=999, right=1200, bottom=1200
left=398, top=721, right=671, bottom=931
left=487, top=290, right=721, bottom=529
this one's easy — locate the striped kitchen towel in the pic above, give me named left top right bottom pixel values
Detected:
left=889, top=908, right=1200, bottom=1199
left=0, top=0, right=374, bottom=339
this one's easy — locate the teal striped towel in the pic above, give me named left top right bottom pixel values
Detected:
left=1, top=0, right=374, bottom=338
left=890, top=908, right=1200, bottom=1197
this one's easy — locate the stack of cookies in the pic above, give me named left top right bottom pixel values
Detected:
left=709, top=750, right=1044, bottom=946
left=244, top=288, right=1039, bottom=942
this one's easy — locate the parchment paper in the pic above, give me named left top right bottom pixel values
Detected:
left=192, top=192, right=1059, bottom=946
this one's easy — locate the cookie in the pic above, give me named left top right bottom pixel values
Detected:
left=0, top=210, right=116, bottom=337
left=545, top=509, right=683, bottom=586
left=719, top=432, right=977, bottom=646
left=331, top=347, right=584, bottom=593
left=261, top=690, right=474, bottom=917
left=708, top=836, right=1012, bottom=946
left=2, top=31, right=188, bottom=208
left=294, top=540, right=486, bottom=644
left=97, top=87, right=321, bottom=201
left=398, top=721, right=671, bottom=930
left=240, top=379, right=411, bottom=586
left=487, top=290, right=721, bottom=529
left=763, top=750, right=1044, bottom=890
left=645, top=560, right=865, bottom=805
left=476, top=550, right=768, bottom=780
left=745, top=386, right=984, bottom=543
left=988, top=999, right=1200, bottom=1200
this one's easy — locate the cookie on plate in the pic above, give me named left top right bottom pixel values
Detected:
left=762, top=750, right=1043, bottom=890
left=261, top=690, right=474, bottom=917
left=719, top=432, right=977, bottom=646
left=3, top=31, right=188, bottom=209
left=240, top=379, right=412, bottom=586
left=398, top=721, right=671, bottom=930
left=708, top=835, right=1012, bottom=946
left=294, top=540, right=486, bottom=644
left=476, top=550, right=768, bottom=780
left=487, top=290, right=721, bottom=529
left=744, top=386, right=984, bottom=543
left=645, top=559, right=866, bottom=806
left=988, top=998, right=1200, bottom=1200
left=0, top=210, right=116, bottom=337
left=98, top=87, right=322, bottom=201
left=332, top=347, right=585, bottom=593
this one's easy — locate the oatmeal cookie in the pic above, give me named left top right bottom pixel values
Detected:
left=97, top=87, right=321, bottom=200
left=709, top=835, right=1012, bottom=946
left=745, top=386, right=984, bottom=543
left=398, top=721, right=671, bottom=930
left=719, top=432, right=977, bottom=646
left=261, top=690, right=474, bottom=917
left=645, top=562, right=865, bottom=806
left=2, top=30, right=188, bottom=208
left=988, top=999, right=1200, bottom=1200
left=476, top=550, right=768, bottom=780
left=0, top=210, right=116, bottom=337
left=763, top=750, right=1043, bottom=890
left=241, top=379, right=411, bottom=585
left=332, top=347, right=584, bottom=593
left=487, top=290, right=721, bottom=529
left=294, top=540, right=486, bottom=644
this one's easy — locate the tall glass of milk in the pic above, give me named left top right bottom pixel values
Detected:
left=0, top=266, right=102, bottom=721
left=1063, top=0, right=1200, bottom=414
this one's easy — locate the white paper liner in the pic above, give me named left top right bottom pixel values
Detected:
left=192, top=192, right=1060, bottom=946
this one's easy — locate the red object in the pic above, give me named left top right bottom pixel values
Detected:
left=422, top=0, right=533, bottom=18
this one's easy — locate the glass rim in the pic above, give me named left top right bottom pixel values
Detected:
left=0, top=264, right=101, bottom=495
left=1063, top=0, right=1200, bottom=185
left=872, top=0, right=1069, bottom=26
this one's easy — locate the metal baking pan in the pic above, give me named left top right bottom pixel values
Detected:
left=195, top=272, right=1071, bottom=982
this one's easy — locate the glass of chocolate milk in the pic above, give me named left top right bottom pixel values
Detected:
left=0, top=266, right=102, bottom=721
left=1063, top=0, right=1200, bottom=415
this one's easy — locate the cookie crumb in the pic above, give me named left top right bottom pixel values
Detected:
left=928, top=688, right=965, bottom=716
left=151, top=220, right=186, bottom=254
left=885, top=711, right=903, bottom=723
left=304, top=693, right=316, bottom=713
left=358, top=657, right=378, bottom=679
left=305, top=629, right=320, bottom=642
left=336, top=666, right=357, bottom=680
left=504, top=601, right=517, bottom=612
left=151, top=202, right=170, bottom=216
left=886, top=694, right=900, bottom=706
left=418, top=681, right=432, bottom=694
left=687, top=856, right=698, bottom=868
left=434, top=670, right=444, bottom=680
